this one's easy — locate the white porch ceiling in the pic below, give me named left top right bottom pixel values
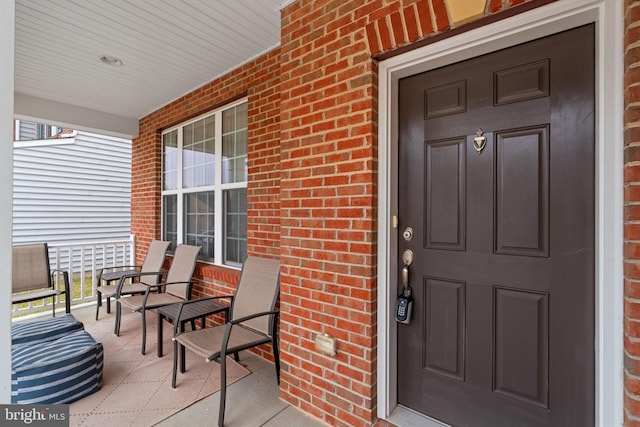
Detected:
left=14, top=0, right=285, bottom=137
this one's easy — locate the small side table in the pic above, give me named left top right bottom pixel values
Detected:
left=156, top=298, right=229, bottom=357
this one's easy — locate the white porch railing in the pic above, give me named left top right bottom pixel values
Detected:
left=11, top=236, right=136, bottom=318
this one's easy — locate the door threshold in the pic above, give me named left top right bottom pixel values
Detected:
left=386, top=405, right=449, bottom=427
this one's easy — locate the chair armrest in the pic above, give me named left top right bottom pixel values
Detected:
left=50, top=269, right=71, bottom=314
left=228, top=309, right=279, bottom=326
left=209, top=310, right=280, bottom=361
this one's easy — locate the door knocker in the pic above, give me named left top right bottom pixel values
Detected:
left=473, top=129, right=486, bottom=154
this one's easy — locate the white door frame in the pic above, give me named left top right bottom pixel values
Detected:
left=376, top=0, right=624, bottom=425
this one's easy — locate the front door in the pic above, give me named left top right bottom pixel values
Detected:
left=397, top=25, right=594, bottom=426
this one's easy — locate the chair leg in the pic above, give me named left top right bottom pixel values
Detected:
left=272, top=334, right=280, bottom=384
left=181, top=342, right=186, bottom=373
left=157, top=314, right=164, bottom=357
left=141, top=309, right=147, bottom=355
left=114, top=301, right=121, bottom=336
left=172, top=340, right=179, bottom=388
left=95, top=291, right=101, bottom=321
left=106, top=296, right=111, bottom=314
left=218, top=354, right=227, bottom=427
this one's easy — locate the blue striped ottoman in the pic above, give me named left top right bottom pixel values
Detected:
left=12, top=330, right=104, bottom=404
left=12, top=313, right=84, bottom=348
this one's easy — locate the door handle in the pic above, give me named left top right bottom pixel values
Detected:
left=402, top=265, right=409, bottom=288
left=401, top=249, right=413, bottom=290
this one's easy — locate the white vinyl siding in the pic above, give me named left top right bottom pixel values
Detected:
left=13, top=131, right=131, bottom=245
left=16, top=120, right=37, bottom=140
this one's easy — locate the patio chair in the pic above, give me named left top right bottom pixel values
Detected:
left=12, top=243, right=71, bottom=317
left=171, top=256, right=280, bottom=427
left=95, top=239, right=170, bottom=320
left=115, top=244, right=201, bottom=355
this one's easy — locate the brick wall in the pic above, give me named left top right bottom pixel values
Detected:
left=278, top=1, right=378, bottom=424
left=279, top=1, right=545, bottom=426
left=626, top=1, right=640, bottom=425
left=132, top=48, right=281, bottom=361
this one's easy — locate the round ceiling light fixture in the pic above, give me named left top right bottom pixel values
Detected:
left=100, top=55, right=123, bottom=66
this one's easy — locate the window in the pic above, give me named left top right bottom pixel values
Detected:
left=14, top=120, right=69, bottom=141
left=162, top=101, right=248, bottom=266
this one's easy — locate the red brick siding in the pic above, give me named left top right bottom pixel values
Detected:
left=132, top=49, right=281, bottom=359
left=279, top=0, right=379, bottom=423
left=626, top=1, right=640, bottom=425
left=131, top=130, right=162, bottom=258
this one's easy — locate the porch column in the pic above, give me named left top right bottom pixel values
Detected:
left=0, top=0, right=15, bottom=403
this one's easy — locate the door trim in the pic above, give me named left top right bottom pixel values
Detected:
left=376, top=0, right=624, bottom=425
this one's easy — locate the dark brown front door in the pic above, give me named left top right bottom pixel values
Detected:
left=397, top=25, right=594, bottom=426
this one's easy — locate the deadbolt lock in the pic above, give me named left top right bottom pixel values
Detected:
left=402, top=226, right=414, bottom=242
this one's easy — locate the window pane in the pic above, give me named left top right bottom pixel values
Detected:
left=194, top=119, right=204, bottom=142
left=236, top=129, right=247, bottom=154
left=183, top=117, right=215, bottom=188
left=163, top=131, right=178, bottom=191
left=234, top=158, right=247, bottom=182
left=224, top=188, right=247, bottom=265
left=222, top=133, right=235, bottom=157
left=163, top=194, right=178, bottom=251
left=236, top=103, right=248, bottom=128
left=222, top=108, right=235, bottom=131
left=222, top=104, right=248, bottom=184
left=184, top=191, right=215, bottom=261
left=204, top=117, right=215, bottom=139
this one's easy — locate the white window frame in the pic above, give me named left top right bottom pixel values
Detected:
left=161, top=98, right=248, bottom=267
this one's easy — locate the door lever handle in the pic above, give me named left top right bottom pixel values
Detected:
left=401, top=248, right=413, bottom=290
left=402, top=265, right=409, bottom=288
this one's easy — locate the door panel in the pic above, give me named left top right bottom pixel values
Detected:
left=425, top=139, right=466, bottom=250
left=424, top=277, right=466, bottom=380
left=494, top=125, right=549, bottom=256
left=493, top=287, right=549, bottom=408
left=397, top=25, right=594, bottom=426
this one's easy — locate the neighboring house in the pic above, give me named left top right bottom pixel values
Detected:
left=13, top=120, right=132, bottom=245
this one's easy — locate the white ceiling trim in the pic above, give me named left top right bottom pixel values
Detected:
left=14, top=93, right=139, bottom=139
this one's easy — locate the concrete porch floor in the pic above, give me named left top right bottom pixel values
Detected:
left=48, top=303, right=328, bottom=427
